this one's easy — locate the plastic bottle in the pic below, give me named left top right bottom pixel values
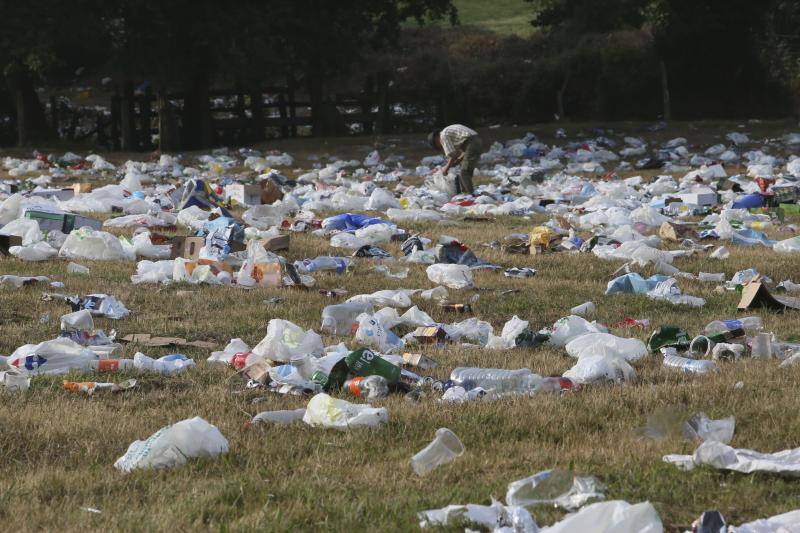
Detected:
left=449, top=367, right=543, bottom=395
left=662, top=352, right=717, bottom=375
left=320, top=302, right=374, bottom=335
left=294, top=256, right=351, bottom=274
left=705, top=317, right=763, bottom=335
left=344, top=375, right=389, bottom=400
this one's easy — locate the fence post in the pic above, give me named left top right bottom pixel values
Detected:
left=376, top=71, right=391, bottom=134
left=139, top=86, right=153, bottom=150
left=157, top=89, right=179, bottom=152
left=110, top=89, right=120, bottom=151
left=361, top=76, right=374, bottom=134
left=287, top=77, right=297, bottom=137
left=249, top=88, right=265, bottom=142
left=120, top=81, right=137, bottom=151
left=278, top=92, right=288, bottom=138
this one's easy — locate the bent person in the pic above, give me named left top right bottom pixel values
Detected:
left=428, top=124, right=482, bottom=195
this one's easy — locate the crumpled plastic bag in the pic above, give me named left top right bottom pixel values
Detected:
left=251, top=319, right=324, bottom=362
left=302, top=393, right=388, bottom=430
left=486, top=316, right=530, bottom=349
left=548, top=316, right=602, bottom=346
left=365, top=188, right=400, bottom=210
left=347, top=289, right=413, bottom=308
left=10, top=241, right=58, bottom=261
left=5, top=338, right=97, bottom=375
left=664, top=440, right=800, bottom=475
left=114, top=417, right=228, bottom=472
left=541, top=500, right=662, bottom=533
left=565, top=333, right=647, bottom=362
left=59, top=228, right=134, bottom=261
left=354, top=313, right=404, bottom=352
left=426, top=264, right=474, bottom=290
left=0, top=217, right=42, bottom=245
left=732, top=509, right=800, bottom=533
left=506, top=469, right=605, bottom=511
left=236, top=240, right=282, bottom=287
left=418, top=499, right=538, bottom=532
left=563, top=355, right=637, bottom=384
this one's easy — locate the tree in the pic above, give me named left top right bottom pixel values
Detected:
left=0, top=0, right=110, bottom=145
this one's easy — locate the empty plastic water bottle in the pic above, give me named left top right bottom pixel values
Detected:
left=320, top=302, right=374, bottom=335
left=662, top=349, right=717, bottom=375
left=705, top=317, right=763, bottom=335
left=293, top=256, right=351, bottom=274
left=450, top=367, right=543, bottom=396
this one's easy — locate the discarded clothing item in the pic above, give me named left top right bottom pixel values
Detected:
left=321, top=213, right=391, bottom=232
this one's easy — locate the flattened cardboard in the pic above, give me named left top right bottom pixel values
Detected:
left=402, top=353, right=438, bottom=370
left=261, top=234, right=289, bottom=252
left=120, top=333, right=217, bottom=349
left=738, top=281, right=800, bottom=312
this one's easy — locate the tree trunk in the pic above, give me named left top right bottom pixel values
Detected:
left=157, top=89, right=180, bottom=152
left=5, top=63, right=53, bottom=146
left=182, top=73, right=213, bottom=150
left=659, top=60, right=671, bottom=121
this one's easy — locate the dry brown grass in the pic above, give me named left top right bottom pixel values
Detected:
left=2, top=121, right=800, bottom=532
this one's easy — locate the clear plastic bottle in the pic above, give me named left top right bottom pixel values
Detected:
left=663, top=352, right=717, bottom=375
left=344, top=375, right=389, bottom=400
left=449, top=367, right=543, bottom=395
left=320, top=302, right=373, bottom=335
left=294, top=256, right=351, bottom=274
left=704, top=317, right=763, bottom=335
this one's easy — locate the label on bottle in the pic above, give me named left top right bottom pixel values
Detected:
left=97, top=359, right=120, bottom=372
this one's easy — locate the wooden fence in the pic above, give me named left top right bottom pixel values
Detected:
left=101, top=75, right=450, bottom=152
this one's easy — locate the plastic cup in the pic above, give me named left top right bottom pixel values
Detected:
left=751, top=333, right=773, bottom=359
left=689, top=335, right=714, bottom=357
left=411, top=428, right=465, bottom=476
left=570, top=301, right=596, bottom=316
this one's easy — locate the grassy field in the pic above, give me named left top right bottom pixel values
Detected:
left=451, top=0, right=536, bottom=36
left=2, top=122, right=800, bottom=531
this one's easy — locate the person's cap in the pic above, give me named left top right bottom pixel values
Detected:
left=427, top=130, right=439, bottom=149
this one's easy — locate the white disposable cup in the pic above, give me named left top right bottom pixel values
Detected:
left=751, top=333, right=772, bottom=359
left=411, top=428, right=465, bottom=476
left=570, top=301, right=596, bottom=316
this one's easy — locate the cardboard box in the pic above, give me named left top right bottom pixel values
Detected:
left=673, top=192, right=718, bottom=206
left=261, top=180, right=284, bottom=205
left=262, top=234, right=289, bottom=252
left=412, top=326, right=448, bottom=344
left=0, top=234, right=22, bottom=256
left=73, top=183, right=92, bottom=194
left=23, top=208, right=102, bottom=233
left=402, top=353, right=438, bottom=370
left=226, top=184, right=262, bottom=206
left=170, top=236, right=205, bottom=260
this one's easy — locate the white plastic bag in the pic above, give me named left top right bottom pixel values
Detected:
left=302, top=393, right=388, bottom=430
left=565, top=333, right=647, bottom=362
left=426, top=264, right=474, bottom=290
left=542, top=500, right=662, bottom=533
left=114, top=417, right=228, bottom=472
left=548, top=316, right=602, bottom=346
left=251, top=319, right=324, bottom=362
left=59, top=228, right=133, bottom=261
left=10, top=241, right=58, bottom=261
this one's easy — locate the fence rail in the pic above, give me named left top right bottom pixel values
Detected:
left=87, top=75, right=448, bottom=152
